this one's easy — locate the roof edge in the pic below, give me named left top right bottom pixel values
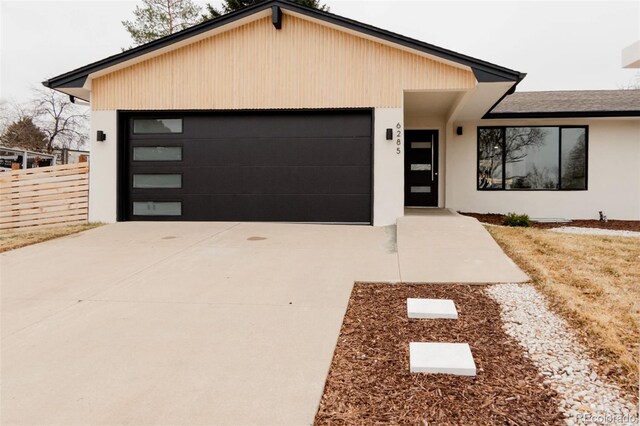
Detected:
left=43, top=0, right=276, bottom=88
left=480, top=74, right=527, bottom=119
left=279, top=1, right=523, bottom=82
left=484, top=110, right=640, bottom=119
left=43, top=0, right=524, bottom=90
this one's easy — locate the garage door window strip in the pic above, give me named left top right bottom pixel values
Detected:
left=132, top=201, right=182, bottom=216
left=132, top=174, right=182, bottom=189
left=133, top=118, right=183, bottom=134
left=132, top=146, right=183, bottom=162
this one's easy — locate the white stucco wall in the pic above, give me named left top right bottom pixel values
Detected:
left=89, top=109, right=406, bottom=226
left=88, top=111, right=637, bottom=224
left=446, top=119, right=640, bottom=220
left=373, top=108, right=405, bottom=226
left=89, top=110, right=118, bottom=223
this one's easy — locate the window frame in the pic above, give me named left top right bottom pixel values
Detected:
left=476, top=125, right=588, bottom=191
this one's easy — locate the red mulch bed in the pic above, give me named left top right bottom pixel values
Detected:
left=315, top=284, right=563, bottom=426
left=460, top=212, right=640, bottom=232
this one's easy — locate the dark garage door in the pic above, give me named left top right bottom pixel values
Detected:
left=122, top=110, right=372, bottom=223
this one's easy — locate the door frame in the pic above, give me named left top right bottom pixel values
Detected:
left=403, top=127, right=441, bottom=208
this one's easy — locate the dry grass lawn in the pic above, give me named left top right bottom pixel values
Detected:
left=487, top=225, right=639, bottom=400
left=0, top=223, right=101, bottom=253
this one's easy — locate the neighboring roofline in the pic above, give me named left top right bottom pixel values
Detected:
left=484, top=110, right=640, bottom=119
left=0, top=146, right=56, bottom=157
left=42, top=0, right=524, bottom=91
left=481, top=77, right=526, bottom=119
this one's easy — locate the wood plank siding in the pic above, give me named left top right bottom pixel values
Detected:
left=91, top=15, right=476, bottom=110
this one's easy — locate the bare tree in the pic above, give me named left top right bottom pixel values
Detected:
left=0, top=101, right=13, bottom=138
left=562, top=134, right=586, bottom=188
left=478, top=128, right=503, bottom=188
left=524, top=163, right=557, bottom=189
left=31, top=88, right=89, bottom=152
left=478, top=127, right=547, bottom=188
left=0, top=99, right=9, bottom=135
left=504, top=127, right=547, bottom=166
left=619, top=72, right=640, bottom=90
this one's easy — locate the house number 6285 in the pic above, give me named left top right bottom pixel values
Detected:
left=395, top=122, right=402, bottom=155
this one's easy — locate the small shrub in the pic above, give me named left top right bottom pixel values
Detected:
left=503, top=213, right=531, bottom=227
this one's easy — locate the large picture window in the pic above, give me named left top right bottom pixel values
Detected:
left=477, top=126, right=587, bottom=191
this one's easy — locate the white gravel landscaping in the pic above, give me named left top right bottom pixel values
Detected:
left=549, top=226, right=640, bottom=238
left=486, top=284, right=638, bottom=426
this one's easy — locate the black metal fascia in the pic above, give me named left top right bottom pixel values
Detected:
left=472, top=68, right=517, bottom=83
left=43, top=0, right=524, bottom=90
left=56, top=75, right=88, bottom=88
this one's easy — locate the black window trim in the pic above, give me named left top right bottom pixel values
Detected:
left=476, top=125, right=589, bottom=192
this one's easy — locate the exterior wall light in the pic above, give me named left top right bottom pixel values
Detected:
left=97, top=131, right=106, bottom=142
left=386, top=128, right=393, bottom=140
left=456, top=127, right=463, bottom=136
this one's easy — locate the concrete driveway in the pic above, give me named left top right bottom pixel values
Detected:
left=1, top=213, right=527, bottom=425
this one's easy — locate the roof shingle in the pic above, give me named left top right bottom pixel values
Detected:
left=490, top=89, right=640, bottom=116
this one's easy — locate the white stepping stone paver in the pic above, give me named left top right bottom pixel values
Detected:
left=407, top=298, right=458, bottom=319
left=409, top=342, right=476, bottom=376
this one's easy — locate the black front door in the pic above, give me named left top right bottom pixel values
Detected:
left=404, top=130, right=439, bottom=207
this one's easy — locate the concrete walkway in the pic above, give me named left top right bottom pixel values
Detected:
left=1, top=214, right=527, bottom=425
left=398, top=209, right=529, bottom=283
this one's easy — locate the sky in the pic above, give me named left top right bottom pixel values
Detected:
left=1, top=0, right=639, bottom=104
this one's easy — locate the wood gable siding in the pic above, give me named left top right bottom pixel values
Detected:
left=91, top=15, right=477, bottom=110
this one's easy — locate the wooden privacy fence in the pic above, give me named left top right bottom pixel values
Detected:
left=0, top=162, right=89, bottom=230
